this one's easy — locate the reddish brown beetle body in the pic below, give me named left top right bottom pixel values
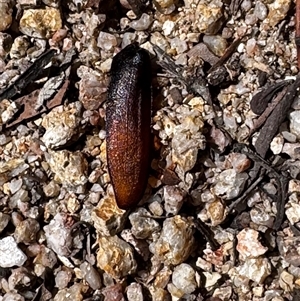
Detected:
left=106, top=43, right=152, bottom=210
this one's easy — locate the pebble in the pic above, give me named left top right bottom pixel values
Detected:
left=172, top=263, right=197, bottom=294
left=266, top=0, right=291, bottom=27
left=203, top=271, right=222, bottom=288
left=286, top=201, right=300, bottom=225
left=279, top=270, right=294, bottom=292
left=42, top=102, right=83, bottom=149
left=0, top=2, right=12, bottom=32
left=170, top=37, right=188, bottom=54
left=14, top=218, right=40, bottom=245
left=10, top=36, right=30, bottom=59
left=53, top=283, right=86, bottom=301
left=282, top=143, right=300, bottom=160
left=270, top=135, right=284, bottom=155
left=126, top=283, right=144, bottom=301
left=55, top=269, right=73, bottom=289
left=92, top=195, right=127, bottom=236
left=163, top=186, right=185, bottom=215
left=33, top=245, right=57, bottom=269
left=171, top=106, right=206, bottom=175
left=253, top=1, right=268, bottom=21
left=289, top=110, right=300, bottom=139
left=129, top=208, right=160, bottom=239
left=122, top=32, right=137, bottom=48
left=195, top=2, right=223, bottom=34
left=237, top=257, right=271, bottom=284
left=43, top=180, right=61, bottom=198
left=203, top=35, right=227, bottom=57
left=47, top=150, right=88, bottom=187
left=102, top=283, right=126, bottom=301
left=3, top=292, right=26, bottom=301
left=20, top=7, right=62, bottom=38
left=80, top=262, right=102, bottom=290
left=97, top=235, right=137, bottom=279
left=0, top=236, right=27, bottom=268
left=78, top=68, right=108, bottom=110
left=151, top=215, right=194, bottom=265
left=129, top=13, right=153, bottom=31
left=237, top=228, right=268, bottom=260
left=43, top=213, right=72, bottom=256
left=162, top=20, right=175, bottom=36
left=212, top=169, right=248, bottom=200
left=97, top=32, right=118, bottom=51
left=156, top=0, right=174, bottom=8
left=0, top=213, right=10, bottom=234
left=206, top=198, right=226, bottom=226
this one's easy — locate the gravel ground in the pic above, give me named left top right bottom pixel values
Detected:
left=0, top=0, right=300, bottom=300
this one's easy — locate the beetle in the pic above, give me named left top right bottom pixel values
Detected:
left=106, top=43, right=152, bottom=210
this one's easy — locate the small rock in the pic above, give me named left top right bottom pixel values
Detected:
left=121, top=229, right=150, bottom=261
left=279, top=270, right=294, bottom=292
left=92, top=195, right=127, bottom=236
left=163, top=186, right=185, bottom=215
left=14, top=218, right=40, bottom=245
left=254, top=1, right=268, bottom=20
left=162, top=20, right=175, bottom=36
left=270, top=135, right=284, bottom=155
left=129, top=13, right=153, bottom=31
left=266, top=0, right=291, bottom=27
left=20, top=7, right=62, bottom=38
left=44, top=213, right=72, bottom=256
left=282, top=143, right=300, bottom=159
left=97, top=235, right=137, bottom=279
left=206, top=198, right=226, bottom=226
left=0, top=236, right=27, bottom=268
left=129, top=208, right=160, bottom=239
left=80, top=262, right=102, bottom=290
left=10, top=36, right=30, bottom=59
left=195, top=2, right=223, bottom=34
left=53, top=283, right=86, bottom=301
left=289, top=110, right=300, bottom=139
left=126, top=283, right=143, bottom=301
left=237, top=257, right=271, bottom=284
left=55, top=269, right=73, bottom=289
left=151, top=215, right=195, bottom=265
left=78, top=71, right=108, bottom=110
left=212, top=169, right=248, bottom=200
left=172, top=263, right=197, bottom=294
left=47, top=150, right=88, bottom=187
left=102, top=284, right=126, bottom=301
left=278, top=236, right=300, bottom=267
left=0, top=213, right=10, bottom=234
left=0, top=2, right=12, bottom=32
left=155, top=0, right=174, bottom=8
left=42, top=102, right=83, bottom=149
left=43, top=180, right=61, bottom=198
left=203, top=271, right=222, bottom=287
left=170, top=37, right=188, bottom=54
left=237, top=228, right=268, bottom=260
left=203, top=35, right=227, bottom=56
left=97, top=32, right=118, bottom=51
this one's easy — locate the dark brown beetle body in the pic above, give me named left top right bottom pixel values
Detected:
left=106, top=43, right=152, bottom=210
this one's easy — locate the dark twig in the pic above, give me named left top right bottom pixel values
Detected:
left=228, top=174, right=265, bottom=213
left=194, top=219, right=220, bottom=251
left=0, top=49, right=56, bottom=101
left=208, top=37, right=242, bottom=74
left=234, top=144, right=289, bottom=230
left=250, top=81, right=289, bottom=115
left=255, top=74, right=300, bottom=158
left=296, top=0, right=300, bottom=68
left=248, top=86, right=288, bottom=137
